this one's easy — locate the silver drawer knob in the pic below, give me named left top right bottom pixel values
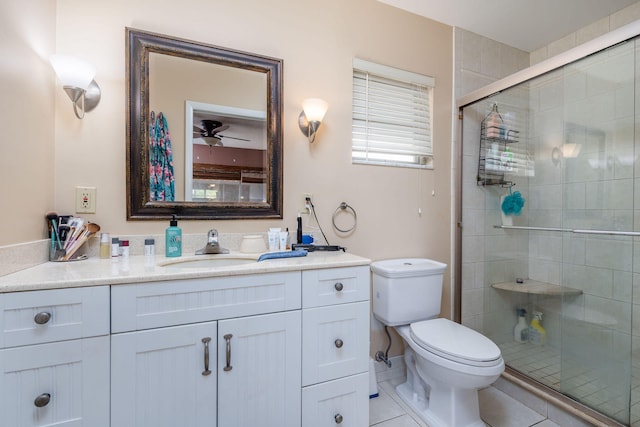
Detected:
left=334, top=338, right=343, bottom=348
left=334, top=413, right=343, bottom=424
left=34, top=393, right=51, bottom=408
left=334, top=282, right=344, bottom=292
left=34, top=312, right=51, bottom=325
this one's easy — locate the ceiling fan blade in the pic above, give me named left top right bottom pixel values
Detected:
left=211, top=124, right=229, bottom=133
left=193, top=125, right=205, bottom=132
left=219, top=134, right=250, bottom=142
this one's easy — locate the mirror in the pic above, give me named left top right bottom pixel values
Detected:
left=126, top=28, right=283, bottom=220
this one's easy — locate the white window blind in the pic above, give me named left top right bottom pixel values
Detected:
left=352, top=58, right=435, bottom=169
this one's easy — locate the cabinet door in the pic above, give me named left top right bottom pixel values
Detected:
left=302, top=373, right=369, bottom=427
left=111, top=322, right=217, bottom=427
left=218, top=311, right=301, bottom=427
left=0, top=336, right=110, bottom=427
left=302, top=301, right=369, bottom=385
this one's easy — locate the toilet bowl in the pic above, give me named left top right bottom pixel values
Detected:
left=395, top=320, right=504, bottom=427
left=371, top=258, right=505, bottom=427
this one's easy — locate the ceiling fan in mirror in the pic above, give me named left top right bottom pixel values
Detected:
left=193, top=119, right=250, bottom=147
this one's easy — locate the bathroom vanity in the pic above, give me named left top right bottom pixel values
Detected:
left=0, top=252, right=370, bottom=427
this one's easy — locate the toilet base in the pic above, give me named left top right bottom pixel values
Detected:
left=395, top=381, right=486, bottom=427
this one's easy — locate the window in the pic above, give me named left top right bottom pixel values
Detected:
left=352, top=59, right=434, bottom=169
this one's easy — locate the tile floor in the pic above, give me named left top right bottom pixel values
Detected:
left=501, top=341, right=637, bottom=426
left=369, top=378, right=559, bottom=427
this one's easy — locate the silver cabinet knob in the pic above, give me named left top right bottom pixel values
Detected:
left=334, top=338, right=343, bottom=348
left=34, top=312, right=51, bottom=325
left=334, top=413, right=343, bottom=424
left=34, top=393, right=51, bottom=408
left=334, top=282, right=344, bottom=292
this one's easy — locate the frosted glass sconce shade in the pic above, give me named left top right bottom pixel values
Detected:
left=50, top=54, right=101, bottom=119
left=298, top=98, right=328, bottom=143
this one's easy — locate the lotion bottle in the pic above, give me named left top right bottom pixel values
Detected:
left=514, top=308, right=528, bottom=343
left=165, top=215, right=182, bottom=257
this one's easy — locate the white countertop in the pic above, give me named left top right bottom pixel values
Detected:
left=0, top=251, right=371, bottom=293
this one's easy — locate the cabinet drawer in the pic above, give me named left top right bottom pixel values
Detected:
left=0, top=336, right=110, bottom=427
left=302, top=301, right=369, bottom=386
left=302, top=266, right=369, bottom=308
left=111, top=271, right=301, bottom=332
left=0, top=286, right=110, bottom=348
left=302, top=373, right=369, bottom=427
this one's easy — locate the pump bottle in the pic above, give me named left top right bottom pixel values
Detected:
left=529, top=311, right=547, bottom=345
left=514, top=308, right=528, bottom=343
left=165, top=215, right=182, bottom=257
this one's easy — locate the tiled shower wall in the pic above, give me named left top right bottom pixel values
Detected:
left=456, top=28, right=529, bottom=331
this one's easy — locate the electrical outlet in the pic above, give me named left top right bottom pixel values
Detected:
left=75, top=186, right=96, bottom=213
left=301, top=193, right=313, bottom=214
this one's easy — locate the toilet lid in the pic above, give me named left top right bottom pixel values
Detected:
left=410, top=318, right=502, bottom=367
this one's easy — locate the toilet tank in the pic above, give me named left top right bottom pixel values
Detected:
left=371, top=258, right=447, bottom=326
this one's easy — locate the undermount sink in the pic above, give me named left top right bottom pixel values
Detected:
left=158, top=254, right=258, bottom=269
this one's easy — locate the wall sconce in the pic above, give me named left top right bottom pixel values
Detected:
left=50, top=54, right=101, bottom=119
left=298, top=98, right=328, bottom=143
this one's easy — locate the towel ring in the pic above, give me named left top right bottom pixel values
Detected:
left=332, top=202, right=357, bottom=233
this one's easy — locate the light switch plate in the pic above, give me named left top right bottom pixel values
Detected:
left=75, top=186, right=96, bottom=213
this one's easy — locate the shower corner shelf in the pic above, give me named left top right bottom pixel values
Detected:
left=477, top=122, right=519, bottom=187
left=492, top=279, right=582, bottom=296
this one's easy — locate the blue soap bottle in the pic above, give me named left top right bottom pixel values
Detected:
left=165, top=215, right=182, bottom=257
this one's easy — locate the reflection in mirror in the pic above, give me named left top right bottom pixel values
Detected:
left=126, top=28, right=282, bottom=220
left=185, top=101, right=267, bottom=202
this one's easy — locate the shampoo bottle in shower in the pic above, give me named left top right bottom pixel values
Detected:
left=514, top=308, right=528, bottom=343
left=485, top=103, right=503, bottom=138
left=529, top=311, right=547, bottom=345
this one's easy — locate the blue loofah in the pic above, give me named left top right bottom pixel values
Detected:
left=501, top=191, right=525, bottom=216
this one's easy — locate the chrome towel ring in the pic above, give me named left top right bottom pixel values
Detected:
left=332, top=202, right=357, bottom=233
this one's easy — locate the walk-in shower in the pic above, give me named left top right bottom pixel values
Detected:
left=458, top=22, right=640, bottom=426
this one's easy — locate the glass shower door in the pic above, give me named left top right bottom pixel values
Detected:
left=558, top=40, right=635, bottom=425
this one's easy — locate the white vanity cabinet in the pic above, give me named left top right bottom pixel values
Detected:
left=110, top=271, right=302, bottom=427
left=0, top=286, right=110, bottom=427
left=301, top=266, right=370, bottom=426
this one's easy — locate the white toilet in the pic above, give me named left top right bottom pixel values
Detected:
left=371, top=258, right=504, bottom=427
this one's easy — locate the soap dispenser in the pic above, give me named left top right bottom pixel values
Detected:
left=165, top=215, right=182, bottom=257
left=514, top=308, right=528, bottom=343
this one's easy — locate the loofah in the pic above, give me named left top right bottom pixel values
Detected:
left=501, top=190, right=525, bottom=216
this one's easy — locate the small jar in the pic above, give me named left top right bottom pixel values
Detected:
left=144, top=238, right=155, bottom=257
left=99, top=233, right=111, bottom=259
left=119, top=240, right=130, bottom=258
left=111, top=238, right=120, bottom=257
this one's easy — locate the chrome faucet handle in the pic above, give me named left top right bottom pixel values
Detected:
left=195, top=229, right=229, bottom=255
left=207, top=229, right=219, bottom=244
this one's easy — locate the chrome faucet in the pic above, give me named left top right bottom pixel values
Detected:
left=195, top=229, right=229, bottom=255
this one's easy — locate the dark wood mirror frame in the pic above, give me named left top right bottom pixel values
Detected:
left=126, top=28, right=283, bottom=220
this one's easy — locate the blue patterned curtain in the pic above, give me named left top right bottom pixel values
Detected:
left=149, top=111, right=175, bottom=201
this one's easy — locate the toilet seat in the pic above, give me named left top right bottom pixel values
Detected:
left=410, top=318, right=502, bottom=367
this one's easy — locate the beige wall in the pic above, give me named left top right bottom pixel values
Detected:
left=1, top=0, right=56, bottom=245
left=4, top=0, right=453, bottom=355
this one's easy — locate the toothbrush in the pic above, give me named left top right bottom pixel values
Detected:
left=46, top=212, right=63, bottom=249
